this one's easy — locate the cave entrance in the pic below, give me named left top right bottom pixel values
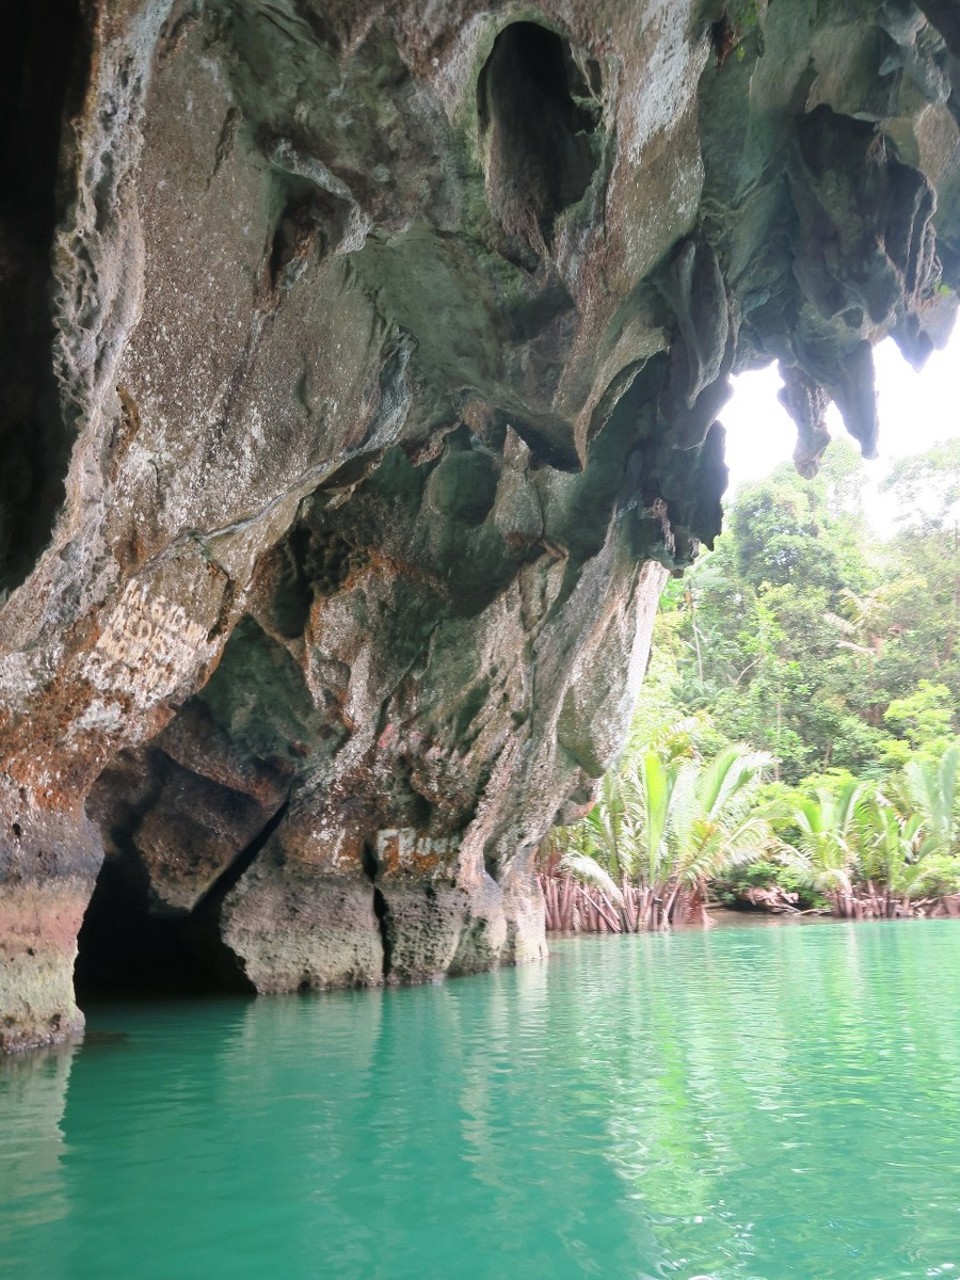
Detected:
left=74, top=854, right=255, bottom=1004
left=74, top=616, right=309, bottom=1006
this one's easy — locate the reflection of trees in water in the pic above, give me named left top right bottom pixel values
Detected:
left=557, top=924, right=960, bottom=1276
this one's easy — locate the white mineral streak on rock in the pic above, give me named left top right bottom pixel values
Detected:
left=79, top=580, right=213, bottom=709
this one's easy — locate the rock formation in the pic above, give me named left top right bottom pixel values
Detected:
left=2, top=0, right=959, bottom=1050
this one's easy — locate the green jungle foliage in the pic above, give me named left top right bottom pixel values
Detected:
left=543, top=438, right=960, bottom=929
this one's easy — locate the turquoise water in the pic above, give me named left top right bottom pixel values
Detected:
left=3, top=920, right=960, bottom=1279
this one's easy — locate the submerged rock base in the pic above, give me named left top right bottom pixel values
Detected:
left=3, top=0, right=960, bottom=1046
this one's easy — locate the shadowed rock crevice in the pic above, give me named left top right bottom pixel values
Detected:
left=267, top=179, right=327, bottom=291
left=0, top=0, right=83, bottom=592
left=916, top=0, right=960, bottom=57
left=362, top=843, right=393, bottom=980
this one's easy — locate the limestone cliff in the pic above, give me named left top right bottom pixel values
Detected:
left=2, top=0, right=958, bottom=1049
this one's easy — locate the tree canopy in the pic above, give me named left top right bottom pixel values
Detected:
left=664, top=437, right=960, bottom=783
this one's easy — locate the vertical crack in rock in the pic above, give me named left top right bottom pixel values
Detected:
left=362, top=843, right=393, bottom=981
left=193, top=795, right=291, bottom=912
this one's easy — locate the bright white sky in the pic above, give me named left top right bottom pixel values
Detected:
left=721, top=325, right=960, bottom=533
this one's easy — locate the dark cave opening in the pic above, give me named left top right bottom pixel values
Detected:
left=0, top=0, right=84, bottom=593
left=74, top=855, right=255, bottom=1005
left=75, top=741, right=294, bottom=1005
left=478, top=21, right=601, bottom=263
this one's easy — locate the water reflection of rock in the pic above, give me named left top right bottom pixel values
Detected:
left=219, top=965, right=658, bottom=1276
left=0, top=1043, right=75, bottom=1264
left=219, top=991, right=388, bottom=1266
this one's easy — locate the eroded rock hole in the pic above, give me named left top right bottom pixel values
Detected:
left=478, top=22, right=600, bottom=266
left=266, top=169, right=357, bottom=288
left=0, top=0, right=83, bottom=593
left=267, top=177, right=340, bottom=291
left=273, top=516, right=364, bottom=637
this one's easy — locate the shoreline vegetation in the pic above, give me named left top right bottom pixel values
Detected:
left=539, top=439, right=960, bottom=933
left=539, top=873, right=960, bottom=935
left=539, top=738, right=960, bottom=933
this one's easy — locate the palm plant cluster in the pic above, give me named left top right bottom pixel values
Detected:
left=540, top=741, right=777, bottom=932
left=540, top=734, right=960, bottom=933
left=784, top=744, right=960, bottom=919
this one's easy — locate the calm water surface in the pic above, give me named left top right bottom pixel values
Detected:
left=3, top=920, right=960, bottom=1279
